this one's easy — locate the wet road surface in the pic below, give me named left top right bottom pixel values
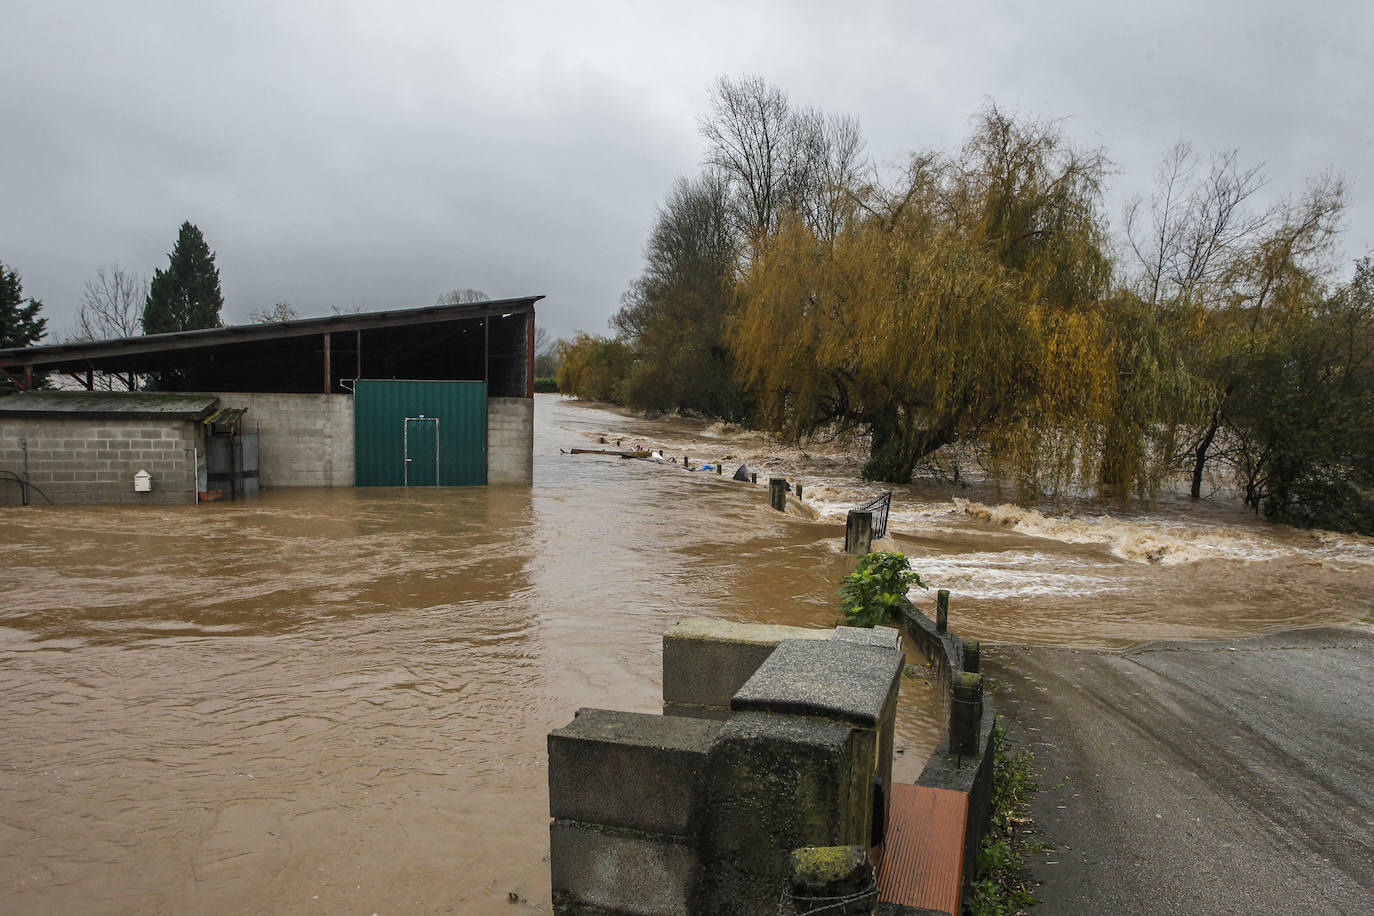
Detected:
left=986, top=625, right=1374, bottom=915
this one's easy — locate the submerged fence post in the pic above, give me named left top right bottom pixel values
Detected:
left=716, top=462, right=722, bottom=475
left=936, top=589, right=950, bottom=633
left=795, top=483, right=803, bottom=500
left=768, top=478, right=788, bottom=512
left=951, top=671, right=984, bottom=755
left=962, top=639, right=981, bottom=674
left=20, top=437, right=30, bottom=507
left=844, top=510, right=873, bottom=554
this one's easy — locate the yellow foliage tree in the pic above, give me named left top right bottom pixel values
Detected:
left=554, top=333, right=633, bottom=403
left=732, top=106, right=1188, bottom=497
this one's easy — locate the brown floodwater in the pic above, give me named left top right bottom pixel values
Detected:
left=1, top=394, right=1370, bottom=913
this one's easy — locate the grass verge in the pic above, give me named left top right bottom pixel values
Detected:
left=965, top=722, right=1039, bottom=915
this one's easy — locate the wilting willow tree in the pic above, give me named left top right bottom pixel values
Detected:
left=732, top=106, right=1194, bottom=497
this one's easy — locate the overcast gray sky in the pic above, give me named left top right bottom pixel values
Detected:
left=3, top=0, right=1370, bottom=343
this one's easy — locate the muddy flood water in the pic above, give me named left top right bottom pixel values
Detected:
left=2, top=394, right=1371, bottom=913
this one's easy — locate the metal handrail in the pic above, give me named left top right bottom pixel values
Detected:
left=856, top=490, right=892, bottom=539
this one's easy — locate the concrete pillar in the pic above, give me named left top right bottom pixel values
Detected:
left=785, top=845, right=875, bottom=915
left=936, top=589, right=950, bottom=633
left=845, top=510, right=873, bottom=555
left=950, top=671, right=984, bottom=755
left=769, top=477, right=788, bottom=511
left=962, top=639, right=981, bottom=674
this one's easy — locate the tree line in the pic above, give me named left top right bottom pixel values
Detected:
left=555, top=76, right=1373, bottom=534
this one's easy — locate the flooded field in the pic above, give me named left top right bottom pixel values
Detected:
left=2, top=394, right=1370, bottom=913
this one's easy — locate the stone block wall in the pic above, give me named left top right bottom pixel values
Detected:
left=212, top=392, right=354, bottom=487
left=0, top=417, right=200, bottom=505
left=487, top=397, right=533, bottom=486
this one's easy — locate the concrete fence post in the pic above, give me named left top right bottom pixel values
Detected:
left=844, top=510, right=873, bottom=555
left=950, top=671, right=984, bottom=755
left=784, top=846, right=875, bottom=915
left=962, top=639, right=980, bottom=674
left=769, top=478, right=788, bottom=512
left=936, top=589, right=950, bottom=633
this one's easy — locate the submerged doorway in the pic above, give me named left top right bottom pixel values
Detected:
left=354, top=380, right=487, bottom=486
left=403, top=416, right=439, bottom=486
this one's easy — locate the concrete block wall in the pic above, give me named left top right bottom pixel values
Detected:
left=487, top=397, right=533, bottom=485
left=212, top=392, right=353, bottom=487
left=549, top=622, right=906, bottom=915
left=0, top=417, right=199, bottom=505
left=663, top=619, right=832, bottom=719
left=548, top=709, right=721, bottom=914
left=902, top=599, right=999, bottom=889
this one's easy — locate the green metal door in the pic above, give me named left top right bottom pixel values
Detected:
left=354, top=380, right=486, bottom=486
left=404, top=417, right=439, bottom=486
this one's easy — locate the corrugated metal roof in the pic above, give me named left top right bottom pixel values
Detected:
left=202, top=406, right=248, bottom=427
left=0, top=390, right=219, bottom=421
left=0, top=296, right=543, bottom=371
left=876, top=783, right=967, bottom=915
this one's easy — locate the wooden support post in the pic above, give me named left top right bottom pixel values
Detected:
left=845, top=510, right=873, bottom=554
left=85, top=370, right=93, bottom=390
left=750, top=472, right=758, bottom=484
left=322, top=332, right=332, bottom=393
left=768, top=477, right=788, bottom=511
left=716, top=462, right=722, bottom=475
left=526, top=310, right=536, bottom=398
left=963, top=639, right=980, bottom=674
left=795, top=483, right=803, bottom=500
left=24, top=365, right=32, bottom=390
left=936, top=589, right=950, bottom=633
left=950, top=671, right=984, bottom=755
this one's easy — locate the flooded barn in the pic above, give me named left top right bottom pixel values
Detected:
left=0, top=297, right=540, bottom=504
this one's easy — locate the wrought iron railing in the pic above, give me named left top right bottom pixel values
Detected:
left=857, top=490, right=893, bottom=539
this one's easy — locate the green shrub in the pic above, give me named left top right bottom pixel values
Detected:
left=837, top=551, right=926, bottom=628
left=966, top=723, right=1039, bottom=915
left=533, top=376, right=559, bottom=393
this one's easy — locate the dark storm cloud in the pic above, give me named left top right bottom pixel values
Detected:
left=2, top=1, right=1369, bottom=343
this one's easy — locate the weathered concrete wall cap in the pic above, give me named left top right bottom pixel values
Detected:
left=731, top=638, right=905, bottom=728
left=664, top=618, right=832, bottom=646
left=833, top=625, right=902, bottom=650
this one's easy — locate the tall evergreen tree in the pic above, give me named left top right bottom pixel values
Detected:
left=142, top=222, right=224, bottom=334
left=1, top=261, right=48, bottom=393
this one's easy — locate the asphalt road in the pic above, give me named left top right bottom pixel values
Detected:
left=984, top=625, right=1374, bottom=915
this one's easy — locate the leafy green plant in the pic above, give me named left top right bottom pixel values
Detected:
left=837, top=551, right=926, bottom=628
